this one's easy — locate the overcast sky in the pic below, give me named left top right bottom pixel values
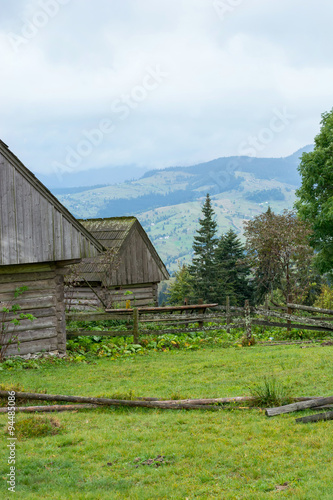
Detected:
left=0, top=0, right=332, bottom=176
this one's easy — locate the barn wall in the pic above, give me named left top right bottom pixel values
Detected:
left=0, top=151, right=101, bottom=266
left=0, top=264, right=66, bottom=356
left=106, top=227, right=168, bottom=286
left=65, top=283, right=158, bottom=311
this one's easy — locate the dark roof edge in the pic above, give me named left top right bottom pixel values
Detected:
left=0, top=140, right=105, bottom=253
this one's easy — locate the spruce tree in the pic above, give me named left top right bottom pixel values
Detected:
left=189, top=194, right=219, bottom=302
left=215, top=229, right=253, bottom=305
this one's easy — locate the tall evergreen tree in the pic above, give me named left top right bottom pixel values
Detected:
left=215, top=229, right=253, bottom=305
left=189, top=194, right=219, bottom=302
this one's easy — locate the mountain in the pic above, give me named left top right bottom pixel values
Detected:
left=37, top=164, right=150, bottom=189
left=53, top=146, right=313, bottom=272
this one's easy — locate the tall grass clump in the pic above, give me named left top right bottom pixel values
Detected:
left=250, top=376, right=292, bottom=407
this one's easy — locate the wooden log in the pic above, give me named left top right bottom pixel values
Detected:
left=0, top=404, right=99, bottom=413
left=252, top=319, right=333, bottom=333
left=296, top=411, right=333, bottom=424
left=66, top=312, right=132, bottom=322
left=0, top=391, right=246, bottom=411
left=0, top=271, right=56, bottom=284
left=266, top=397, right=333, bottom=417
left=5, top=337, right=58, bottom=356
left=287, top=303, right=333, bottom=315
left=156, top=397, right=254, bottom=404
left=255, top=308, right=333, bottom=331
left=67, top=330, right=133, bottom=338
left=0, top=392, right=319, bottom=410
left=138, top=316, right=225, bottom=324
left=105, top=304, right=219, bottom=314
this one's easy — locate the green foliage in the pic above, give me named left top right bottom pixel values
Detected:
left=296, top=109, right=333, bottom=273
left=12, top=416, right=63, bottom=440
left=250, top=376, right=292, bottom=407
left=314, top=285, right=333, bottom=310
left=189, top=194, right=219, bottom=302
left=244, top=208, right=314, bottom=304
left=167, top=263, right=196, bottom=305
left=215, top=229, right=253, bottom=305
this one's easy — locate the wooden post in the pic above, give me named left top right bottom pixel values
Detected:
left=183, top=298, right=189, bottom=326
left=287, top=294, right=292, bottom=335
left=133, top=308, right=139, bottom=343
left=226, top=296, right=230, bottom=334
left=244, top=300, right=252, bottom=340
left=198, top=298, right=204, bottom=328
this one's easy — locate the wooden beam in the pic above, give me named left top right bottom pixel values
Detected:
left=296, top=411, right=333, bottom=424
left=266, top=397, right=333, bottom=417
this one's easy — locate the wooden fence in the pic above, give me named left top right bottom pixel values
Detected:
left=66, top=300, right=333, bottom=342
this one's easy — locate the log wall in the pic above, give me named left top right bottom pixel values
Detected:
left=65, top=283, right=158, bottom=311
left=0, top=264, right=66, bottom=356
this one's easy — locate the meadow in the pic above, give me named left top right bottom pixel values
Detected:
left=0, top=342, right=332, bottom=499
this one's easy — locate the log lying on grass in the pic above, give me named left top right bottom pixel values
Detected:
left=0, top=404, right=98, bottom=413
left=0, top=391, right=222, bottom=411
left=0, top=391, right=323, bottom=412
left=266, top=396, right=333, bottom=417
left=295, top=411, right=333, bottom=424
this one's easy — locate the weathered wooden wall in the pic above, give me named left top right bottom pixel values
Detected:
left=65, top=283, right=158, bottom=311
left=0, top=145, right=102, bottom=266
left=0, top=264, right=66, bottom=356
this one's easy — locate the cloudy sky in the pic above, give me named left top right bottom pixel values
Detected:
left=0, top=0, right=332, bottom=177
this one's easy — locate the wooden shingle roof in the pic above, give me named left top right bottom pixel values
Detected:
left=0, top=140, right=104, bottom=266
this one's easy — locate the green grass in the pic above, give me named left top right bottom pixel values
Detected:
left=0, top=344, right=332, bottom=499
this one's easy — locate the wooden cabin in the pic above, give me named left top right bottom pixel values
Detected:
left=0, top=140, right=104, bottom=357
left=65, top=217, right=169, bottom=310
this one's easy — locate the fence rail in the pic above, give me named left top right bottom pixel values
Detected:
left=66, top=300, right=333, bottom=342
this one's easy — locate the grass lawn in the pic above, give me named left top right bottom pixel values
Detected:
left=0, top=344, right=332, bottom=499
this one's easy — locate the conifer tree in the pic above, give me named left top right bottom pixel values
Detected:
left=189, top=194, right=219, bottom=302
left=215, top=229, right=253, bottom=305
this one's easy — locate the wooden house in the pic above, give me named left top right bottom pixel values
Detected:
left=66, top=217, right=169, bottom=310
left=0, top=140, right=104, bottom=357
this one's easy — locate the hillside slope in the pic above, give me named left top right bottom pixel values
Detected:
left=55, top=147, right=311, bottom=271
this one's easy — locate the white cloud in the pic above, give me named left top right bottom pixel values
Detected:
left=0, top=0, right=331, bottom=176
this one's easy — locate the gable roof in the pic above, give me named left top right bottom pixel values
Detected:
left=76, top=217, right=169, bottom=284
left=0, top=140, right=104, bottom=266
